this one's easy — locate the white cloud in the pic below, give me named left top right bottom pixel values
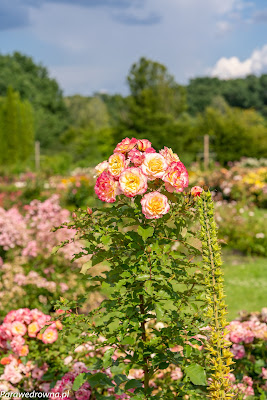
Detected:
left=210, top=44, right=267, bottom=79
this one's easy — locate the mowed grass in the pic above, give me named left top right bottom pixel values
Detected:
left=222, top=251, right=267, bottom=320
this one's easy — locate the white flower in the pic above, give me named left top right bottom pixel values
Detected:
left=64, top=356, right=73, bottom=365
left=256, top=233, right=265, bottom=239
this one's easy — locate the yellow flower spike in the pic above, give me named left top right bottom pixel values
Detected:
left=197, top=191, right=235, bottom=399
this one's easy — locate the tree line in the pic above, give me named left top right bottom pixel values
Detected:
left=0, top=52, right=267, bottom=171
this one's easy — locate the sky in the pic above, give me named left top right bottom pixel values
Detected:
left=0, top=0, right=267, bottom=96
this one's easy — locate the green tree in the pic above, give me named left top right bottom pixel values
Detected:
left=0, top=87, right=34, bottom=166
left=116, top=57, right=187, bottom=149
left=61, top=96, right=113, bottom=166
left=0, top=52, right=68, bottom=149
left=197, top=102, right=267, bottom=164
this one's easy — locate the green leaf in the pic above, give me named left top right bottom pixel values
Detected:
left=72, top=373, right=86, bottom=391
left=155, top=303, right=165, bottom=320
left=80, top=260, right=92, bottom=274
left=145, top=280, right=154, bottom=295
left=87, top=373, right=114, bottom=388
left=103, top=348, right=115, bottom=368
left=101, top=235, right=111, bottom=245
left=137, top=226, right=154, bottom=241
left=121, top=336, right=135, bottom=345
left=125, top=379, right=143, bottom=390
left=185, top=364, right=207, bottom=386
left=187, top=237, right=202, bottom=252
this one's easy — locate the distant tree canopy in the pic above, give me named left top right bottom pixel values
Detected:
left=114, top=57, right=187, bottom=149
left=0, top=52, right=267, bottom=170
left=187, top=75, right=267, bottom=116
left=0, top=52, right=68, bottom=149
left=0, top=87, right=34, bottom=165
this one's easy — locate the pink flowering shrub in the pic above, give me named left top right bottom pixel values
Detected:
left=225, top=308, right=267, bottom=398
left=94, top=137, right=189, bottom=219
left=0, top=196, right=92, bottom=317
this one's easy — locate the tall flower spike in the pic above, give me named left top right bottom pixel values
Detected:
left=197, top=191, right=235, bottom=400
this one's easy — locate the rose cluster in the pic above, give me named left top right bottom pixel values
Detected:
left=94, top=138, right=189, bottom=219
left=0, top=308, right=62, bottom=360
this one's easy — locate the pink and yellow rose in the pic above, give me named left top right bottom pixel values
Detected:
left=137, top=139, right=152, bottom=152
left=114, top=137, right=137, bottom=153
left=108, top=153, right=126, bottom=179
left=119, top=168, right=147, bottom=197
left=11, top=322, right=27, bottom=337
left=160, top=147, right=180, bottom=165
left=141, top=192, right=170, bottom=219
left=95, top=171, right=120, bottom=203
left=141, top=153, right=168, bottom=180
left=42, top=328, right=58, bottom=344
left=163, top=161, right=189, bottom=193
left=94, top=160, right=109, bottom=177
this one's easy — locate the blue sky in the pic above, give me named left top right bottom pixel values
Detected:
left=0, top=0, right=267, bottom=95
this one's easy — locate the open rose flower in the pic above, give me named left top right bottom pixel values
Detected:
left=160, top=147, right=180, bottom=165
left=94, top=160, right=109, bottom=177
left=128, top=149, right=144, bottom=167
left=11, top=321, right=27, bottom=336
left=114, top=137, right=137, bottom=153
left=137, top=139, right=152, bottom=152
left=141, top=191, right=170, bottom=219
left=108, top=153, right=126, bottom=179
left=28, top=322, right=40, bottom=338
left=95, top=171, right=120, bottom=203
left=42, top=328, right=58, bottom=344
left=163, top=161, right=189, bottom=193
left=141, top=153, right=168, bottom=180
left=119, top=168, right=147, bottom=197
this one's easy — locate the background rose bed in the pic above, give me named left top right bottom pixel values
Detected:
left=0, top=144, right=267, bottom=398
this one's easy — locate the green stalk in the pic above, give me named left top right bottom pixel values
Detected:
left=197, top=191, right=235, bottom=400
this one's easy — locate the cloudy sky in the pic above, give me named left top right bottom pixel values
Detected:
left=1, top=0, right=267, bottom=95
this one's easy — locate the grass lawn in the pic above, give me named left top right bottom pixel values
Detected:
left=222, top=251, right=267, bottom=320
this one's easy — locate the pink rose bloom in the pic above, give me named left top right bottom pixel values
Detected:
left=141, top=153, right=168, bottom=180
left=119, top=168, right=147, bottom=197
left=28, top=321, right=40, bottom=337
left=227, top=373, right=236, bottom=382
left=159, top=147, right=180, bottom=165
left=94, top=160, right=109, bottom=177
left=128, top=149, right=144, bottom=166
left=243, top=376, right=253, bottom=386
left=191, top=186, right=203, bottom=197
left=137, top=139, right=152, bottom=151
left=75, top=388, right=91, bottom=400
left=262, top=368, right=267, bottom=380
left=231, top=344, right=245, bottom=359
left=18, top=344, right=29, bottom=357
left=95, top=171, right=120, bottom=203
left=163, top=161, right=189, bottom=193
left=108, top=153, right=126, bottom=179
left=141, top=192, right=170, bottom=219
left=11, top=321, right=27, bottom=336
left=171, top=367, right=183, bottom=381
left=42, top=328, right=58, bottom=344
left=114, top=137, right=137, bottom=153
left=10, top=336, right=25, bottom=353
left=4, top=310, right=18, bottom=324
left=0, top=363, right=23, bottom=384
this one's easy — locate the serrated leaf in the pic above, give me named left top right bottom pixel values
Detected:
left=72, top=373, right=86, bottom=391
left=185, top=363, right=207, bottom=386
left=103, top=348, right=115, bottom=368
left=137, top=226, right=154, bottom=241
